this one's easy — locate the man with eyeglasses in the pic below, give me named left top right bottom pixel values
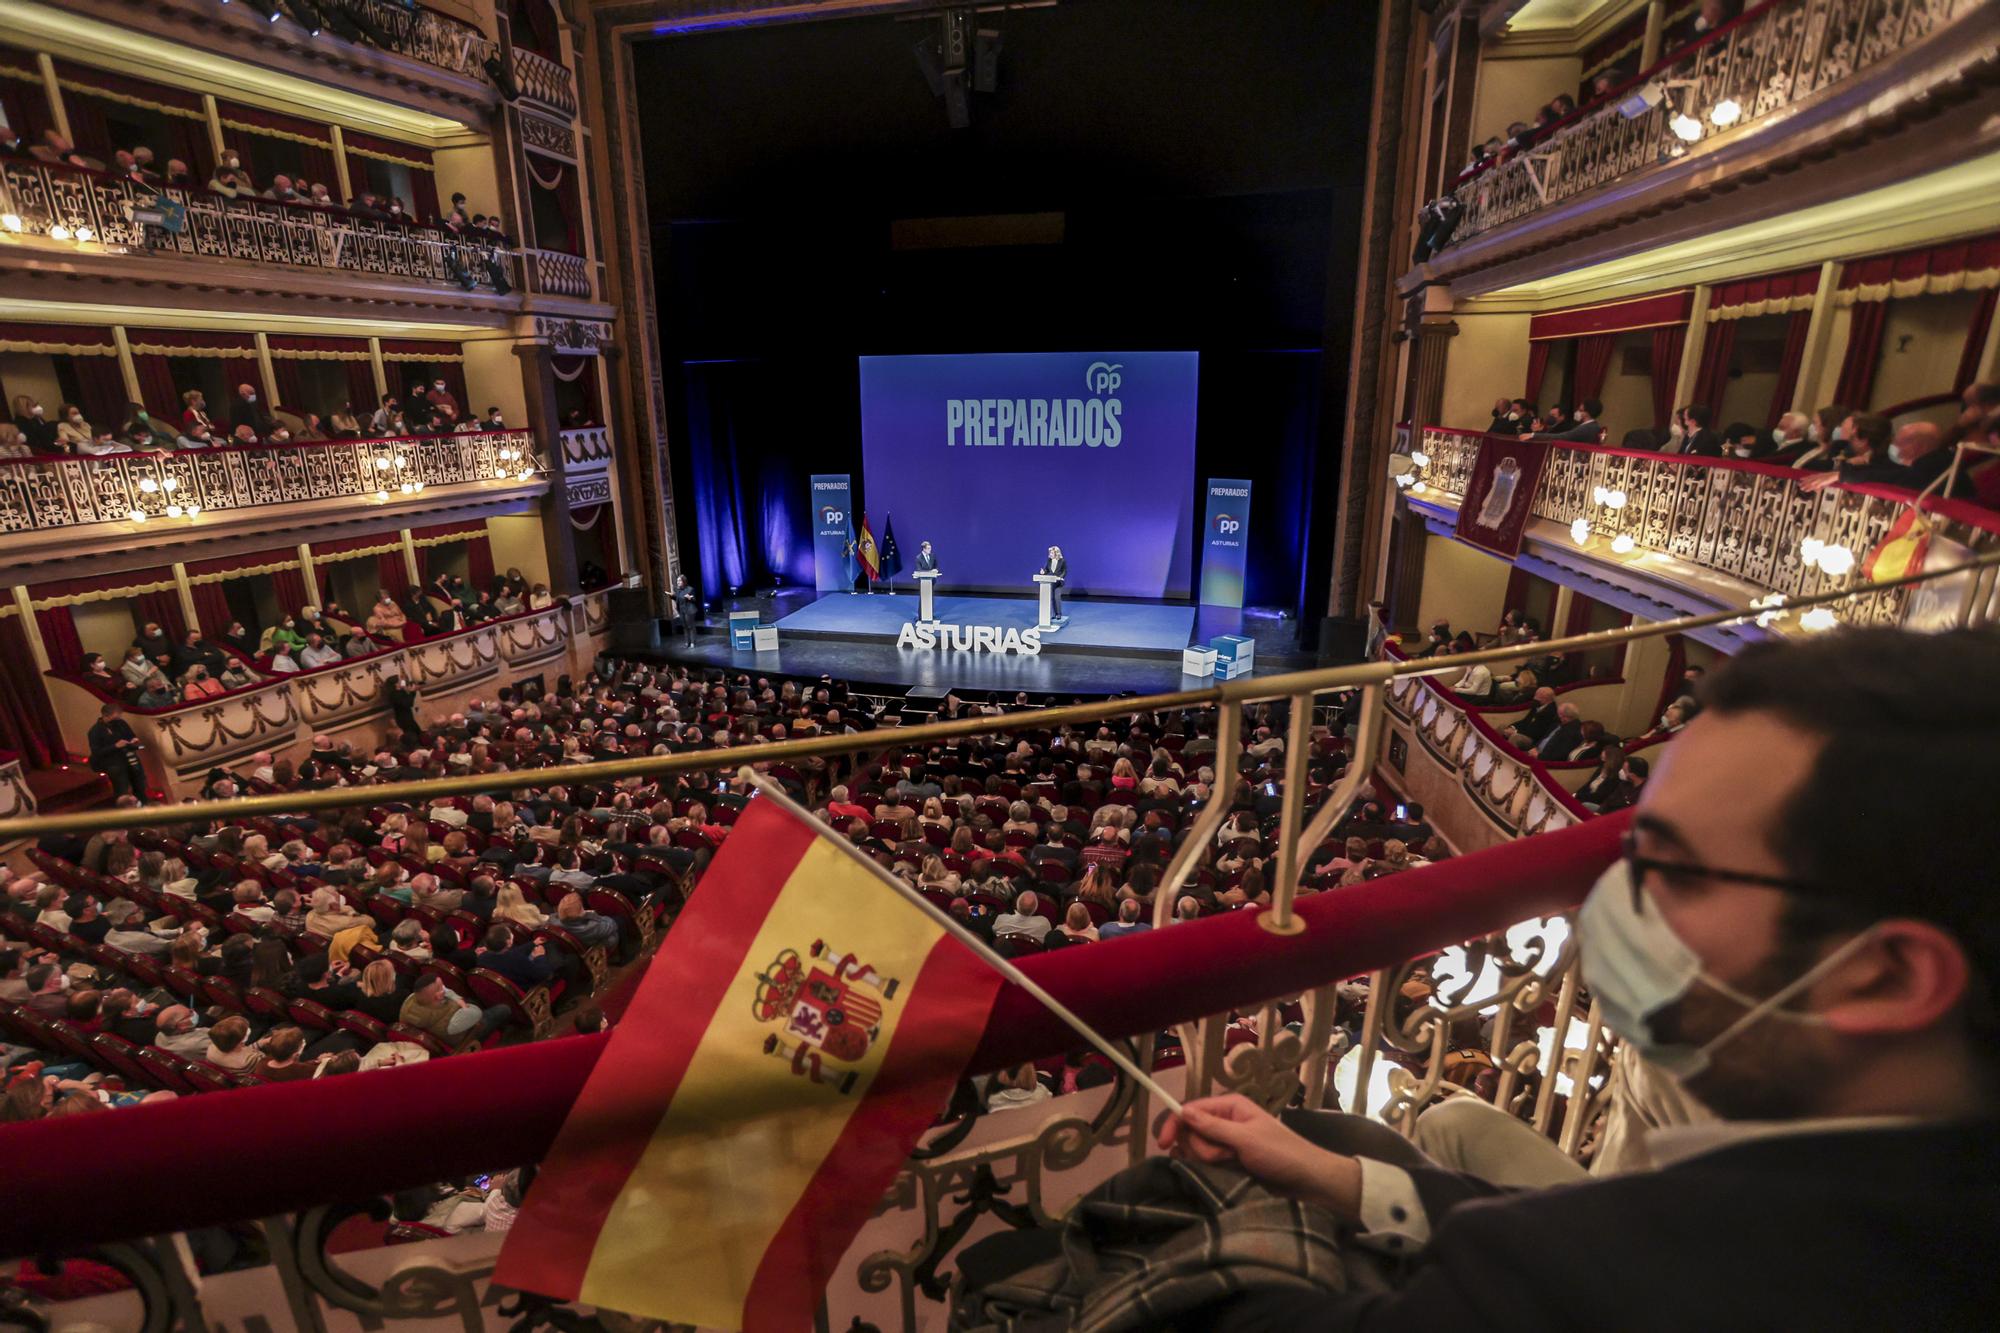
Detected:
left=1155, top=628, right=2000, bottom=1328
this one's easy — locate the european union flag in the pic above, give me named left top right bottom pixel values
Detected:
left=878, top=514, right=903, bottom=582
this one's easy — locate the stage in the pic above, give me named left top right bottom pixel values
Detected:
left=773, top=592, right=1200, bottom=658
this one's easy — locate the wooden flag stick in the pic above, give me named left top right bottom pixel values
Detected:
left=738, top=767, right=1186, bottom=1115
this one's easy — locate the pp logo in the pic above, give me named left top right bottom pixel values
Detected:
left=1084, top=361, right=1123, bottom=396
left=1214, top=513, right=1241, bottom=535
left=821, top=507, right=846, bottom=526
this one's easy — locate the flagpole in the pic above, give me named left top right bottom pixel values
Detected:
left=737, top=766, right=1186, bottom=1115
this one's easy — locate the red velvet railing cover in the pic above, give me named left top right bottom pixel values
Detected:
left=0, top=814, right=1627, bottom=1256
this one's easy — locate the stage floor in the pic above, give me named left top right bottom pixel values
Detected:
left=773, top=592, right=1199, bottom=658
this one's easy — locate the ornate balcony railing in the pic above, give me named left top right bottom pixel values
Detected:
left=0, top=158, right=517, bottom=295
left=523, top=246, right=592, bottom=298
left=2, top=569, right=1995, bottom=1329
left=331, top=0, right=501, bottom=83
left=0, top=430, right=541, bottom=536
left=558, top=424, right=613, bottom=508
left=1447, top=0, right=1987, bottom=246
left=512, top=46, right=579, bottom=117
left=1405, top=425, right=2000, bottom=627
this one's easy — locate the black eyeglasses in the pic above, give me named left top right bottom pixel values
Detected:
left=1620, top=830, right=1826, bottom=906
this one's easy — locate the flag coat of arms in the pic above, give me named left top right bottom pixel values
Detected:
left=495, top=796, right=1004, bottom=1330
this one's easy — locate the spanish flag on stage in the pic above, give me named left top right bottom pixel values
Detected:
left=494, top=794, right=1003, bottom=1330
left=856, top=513, right=881, bottom=581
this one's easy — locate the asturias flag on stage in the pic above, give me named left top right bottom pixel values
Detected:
left=841, top=512, right=860, bottom=586
left=856, top=513, right=881, bottom=581
left=493, top=796, right=1005, bottom=1331
left=878, top=514, right=903, bottom=582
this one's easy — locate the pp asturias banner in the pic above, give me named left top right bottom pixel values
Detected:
left=1199, top=478, right=1253, bottom=607
left=810, top=474, right=853, bottom=592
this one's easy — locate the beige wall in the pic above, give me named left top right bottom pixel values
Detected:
left=0, top=353, right=67, bottom=416
left=487, top=514, right=551, bottom=588
left=1868, top=289, right=1984, bottom=412
left=1470, top=54, right=1580, bottom=146
left=433, top=143, right=506, bottom=234
left=462, top=338, right=530, bottom=426
left=75, top=599, right=138, bottom=665
left=1440, top=310, right=1532, bottom=432
left=1416, top=531, right=1513, bottom=638
left=1595, top=329, right=1657, bottom=439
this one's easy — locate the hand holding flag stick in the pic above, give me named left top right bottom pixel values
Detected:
left=736, top=765, right=1185, bottom=1116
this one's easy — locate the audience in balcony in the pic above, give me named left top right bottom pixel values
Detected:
left=1533, top=399, right=1607, bottom=444
left=329, top=403, right=364, bottom=438
left=32, top=131, right=97, bottom=171
left=11, top=395, right=57, bottom=453
left=229, top=383, right=276, bottom=440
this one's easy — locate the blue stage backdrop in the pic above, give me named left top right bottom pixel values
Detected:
left=1199, top=478, right=1253, bottom=607
left=809, top=474, right=853, bottom=591
left=858, top=352, right=1199, bottom=598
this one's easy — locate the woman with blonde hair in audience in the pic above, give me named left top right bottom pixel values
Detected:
left=494, top=883, right=549, bottom=928
left=54, top=404, right=93, bottom=452
left=1109, top=757, right=1139, bottom=791
left=1002, top=801, right=1038, bottom=837
left=0, top=422, right=30, bottom=458
left=1059, top=901, right=1099, bottom=943
left=378, top=812, right=410, bottom=855
left=917, top=854, right=960, bottom=895
left=918, top=796, right=953, bottom=834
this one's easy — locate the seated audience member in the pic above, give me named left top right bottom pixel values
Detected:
left=1504, top=687, right=1560, bottom=748
left=993, top=889, right=1052, bottom=942
left=1096, top=896, right=1152, bottom=941
left=1591, top=754, right=1648, bottom=812
left=1158, top=627, right=1999, bottom=1329
left=298, top=633, right=341, bottom=669
left=399, top=972, right=509, bottom=1045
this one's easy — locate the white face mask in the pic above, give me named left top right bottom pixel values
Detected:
left=1733, top=446, right=1753, bottom=458
left=1806, top=422, right=1821, bottom=443
left=29, top=405, right=42, bottom=417
left=1889, top=444, right=1907, bottom=466
left=1577, top=860, right=1878, bottom=1080
left=1668, top=421, right=1685, bottom=438
left=1772, top=428, right=1786, bottom=446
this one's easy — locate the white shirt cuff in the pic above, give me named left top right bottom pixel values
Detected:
left=1353, top=1158, right=1432, bottom=1257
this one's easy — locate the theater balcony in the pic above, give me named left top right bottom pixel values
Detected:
left=1404, top=0, right=2000, bottom=297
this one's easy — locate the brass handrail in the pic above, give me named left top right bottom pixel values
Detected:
left=1, top=553, right=1992, bottom=841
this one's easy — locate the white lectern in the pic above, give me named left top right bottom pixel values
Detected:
left=914, top=569, right=942, bottom=623
left=1033, top=572, right=1068, bottom=631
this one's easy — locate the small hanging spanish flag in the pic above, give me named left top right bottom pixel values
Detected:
left=495, top=793, right=1003, bottom=1330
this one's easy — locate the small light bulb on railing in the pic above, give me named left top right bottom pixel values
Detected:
left=1815, top=543, right=1855, bottom=577
left=1570, top=517, right=1591, bottom=543
left=1799, top=606, right=1839, bottom=633
left=1799, top=536, right=1824, bottom=567
left=126, top=507, right=145, bottom=523
left=1591, top=485, right=1607, bottom=505
left=0, top=213, right=20, bottom=232
left=400, top=481, right=415, bottom=494
left=375, top=457, right=392, bottom=470
left=1749, top=592, right=1788, bottom=629
left=49, top=223, right=71, bottom=241
left=184, top=504, right=199, bottom=518
left=394, top=454, right=408, bottom=468
left=1604, top=489, right=1627, bottom=510
left=166, top=503, right=183, bottom=518
left=1393, top=472, right=1413, bottom=489
left=1669, top=112, right=1703, bottom=142
left=1410, top=480, right=1428, bottom=495
left=376, top=489, right=390, bottom=502
left=1709, top=98, right=1742, bottom=126
left=161, top=477, right=177, bottom=492
left=1611, top=534, right=1636, bottom=554
left=73, top=225, right=94, bottom=243
left=138, top=478, right=159, bottom=493
left=413, top=482, right=425, bottom=492
left=1410, top=450, right=1429, bottom=467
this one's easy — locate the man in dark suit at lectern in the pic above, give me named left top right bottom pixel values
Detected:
left=1039, top=545, right=1067, bottom=617
left=915, top=541, right=938, bottom=574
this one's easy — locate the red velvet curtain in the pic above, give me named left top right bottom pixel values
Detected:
left=1834, top=302, right=1889, bottom=409
left=1524, top=342, right=1552, bottom=407
left=34, top=606, right=83, bottom=676
left=1691, top=320, right=1736, bottom=418
left=134, top=587, right=187, bottom=641
left=131, top=354, right=180, bottom=421
left=273, top=566, right=311, bottom=616
left=409, top=170, right=441, bottom=224
left=378, top=550, right=411, bottom=596
left=270, top=359, right=308, bottom=418
left=1649, top=326, right=1685, bottom=429
left=467, top=533, right=496, bottom=589
left=0, top=616, right=63, bottom=768
left=1768, top=309, right=1814, bottom=428
left=1572, top=334, right=1617, bottom=401
left=1957, top=289, right=1996, bottom=395
left=223, top=357, right=265, bottom=403
left=190, top=583, right=233, bottom=637
left=68, top=357, right=130, bottom=437
left=344, top=361, right=382, bottom=419
left=0, top=46, right=57, bottom=149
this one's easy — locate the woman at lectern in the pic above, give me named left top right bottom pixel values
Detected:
left=1039, top=545, right=1067, bottom=616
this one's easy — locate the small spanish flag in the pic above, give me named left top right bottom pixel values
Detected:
left=856, top=513, right=881, bottom=581
left=495, top=794, right=1003, bottom=1330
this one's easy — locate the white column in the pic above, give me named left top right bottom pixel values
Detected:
left=1791, top=261, right=1843, bottom=413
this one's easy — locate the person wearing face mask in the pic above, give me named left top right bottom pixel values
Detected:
left=53, top=403, right=92, bottom=454
left=1767, top=410, right=1812, bottom=462
left=1800, top=412, right=1894, bottom=491
left=259, top=614, right=308, bottom=657
left=1537, top=398, right=1609, bottom=444
left=426, top=376, right=460, bottom=420
left=1679, top=403, right=1724, bottom=457
left=11, top=395, right=57, bottom=453
left=1150, top=629, right=2000, bottom=1329
left=208, top=150, right=252, bottom=198
left=1785, top=402, right=1851, bottom=470
left=1721, top=420, right=1770, bottom=460
left=229, top=381, right=274, bottom=439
